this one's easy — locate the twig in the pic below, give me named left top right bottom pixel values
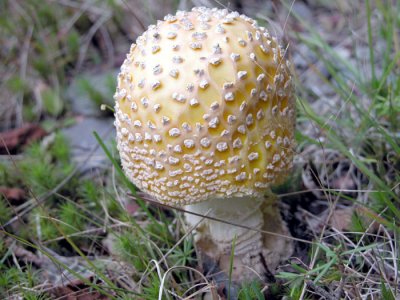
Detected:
left=306, top=280, right=336, bottom=300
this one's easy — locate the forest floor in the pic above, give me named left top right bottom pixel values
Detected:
left=0, top=0, right=399, bottom=299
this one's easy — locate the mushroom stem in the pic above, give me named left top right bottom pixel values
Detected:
left=185, top=192, right=293, bottom=281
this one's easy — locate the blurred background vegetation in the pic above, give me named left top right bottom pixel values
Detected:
left=0, top=0, right=399, bottom=299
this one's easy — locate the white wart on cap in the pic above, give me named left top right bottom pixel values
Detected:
left=114, top=7, right=295, bottom=205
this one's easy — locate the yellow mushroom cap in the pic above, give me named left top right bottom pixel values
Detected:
left=114, top=7, right=295, bottom=205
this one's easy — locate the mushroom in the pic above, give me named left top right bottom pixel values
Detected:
left=114, top=7, right=295, bottom=281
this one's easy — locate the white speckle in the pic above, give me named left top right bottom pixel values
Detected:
left=138, top=79, right=145, bottom=88
left=276, top=137, right=283, bottom=145
left=153, top=103, right=161, bottom=112
left=172, top=92, right=186, bottom=103
left=184, top=163, right=192, bottom=172
left=210, top=101, right=219, bottom=110
left=272, top=154, right=281, bottom=163
left=223, top=17, right=234, bottom=24
left=246, top=113, right=254, bottom=126
left=173, top=56, right=183, bottom=64
left=257, top=73, right=265, bottom=82
left=174, top=145, right=182, bottom=153
left=246, top=31, right=253, bottom=41
left=260, top=91, right=267, bottom=101
left=235, top=172, right=247, bottom=181
left=216, top=142, right=228, bottom=152
left=227, top=11, right=239, bottom=18
left=184, top=139, right=195, bottom=148
left=186, top=83, right=194, bottom=92
left=208, top=117, right=219, bottom=128
left=181, top=19, right=194, bottom=31
left=272, top=105, right=278, bottom=115
left=223, top=82, right=234, bottom=89
left=249, top=53, right=256, bottom=61
left=281, top=107, right=289, bottom=116
left=151, top=80, right=161, bottom=90
left=200, top=137, right=211, bottom=148
left=190, top=98, right=199, bottom=106
left=224, top=92, right=234, bottom=101
left=270, top=130, right=276, bottom=139
left=239, top=101, right=247, bottom=111
left=190, top=42, right=202, bottom=49
left=209, top=57, right=222, bottom=65
left=251, top=88, right=257, bottom=96
left=230, top=53, right=240, bottom=61
left=238, top=38, right=247, bottom=46
left=164, top=14, right=177, bottom=22
left=265, top=141, right=271, bottom=149
left=135, top=133, right=143, bottom=142
left=192, top=32, right=207, bottom=40
left=141, top=97, right=149, bottom=107
left=212, top=43, right=222, bottom=54
left=133, top=120, right=142, bottom=127
left=260, top=44, right=269, bottom=53
left=169, top=157, right=180, bottom=165
left=283, top=137, right=290, bottom=146
left=116, top=88, right=127, bottom=100
left=248, top=152, right=259, bottom=161
left=233, top=138, right=242, bottom=149
left=216, top=24, right=225, bottom=33
left=144, top=132, right=152, bottom=141
left=182, top=122, right=192, bottom=131
left=193, top=68, right=204, bottom=76
left=167, top=32, right=177, bottom=39
left=237, top=71, right=248, bottom=80
left=121, top=128, right=129, bottom=136
left=200, top=22, right=210, bottom=30
left=237, top=125, right=246, bottom=134
left=131, top=102, right=138, bottom=111
left=151, top=45, right=160, bottom=53
left=169, top=128, right=181, bottom=137
left=153, top=64, right=162, bottom=75
left=228, top=156, right=240, bottom=164
left=227, top=115, right=237, bottom=124
left=147, top=121, right=156, bottom=129
left=256, top=109, right=264, bottom=120
left=274, top=74, right=284, bottom=84
left=172, top=44, right=180, bottom=51
left=199, top=79, right=209, bottom=89
left=169, top=69, right=179, bottom=78
left=161, top=116, right=170, bottom=125
left=155, top=161, right=164, bottom=170
left=221, top=130, right=230, bottom=137
left=153, top=135, right=162, bottom=143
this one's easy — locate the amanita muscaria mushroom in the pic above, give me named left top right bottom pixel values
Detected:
left=114, top=7, right=295, bottom=281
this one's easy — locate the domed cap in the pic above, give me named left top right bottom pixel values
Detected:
left=114, top=7, right=295, bottom=205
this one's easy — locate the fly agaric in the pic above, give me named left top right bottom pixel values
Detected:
left=114, top=7, right=295, bottom=281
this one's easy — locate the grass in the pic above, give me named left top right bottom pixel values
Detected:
left=0, top=0, right=399, bottom=299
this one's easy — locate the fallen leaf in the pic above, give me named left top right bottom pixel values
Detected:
left=0, top=123, right=47, bottom=154
left=51, top=282, right=111, bottom=300
left=307, top=205, right=382, bottom=233
left=329, top=206, right=354, bottom=231
left=0, top=187, right=26, bottom=204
